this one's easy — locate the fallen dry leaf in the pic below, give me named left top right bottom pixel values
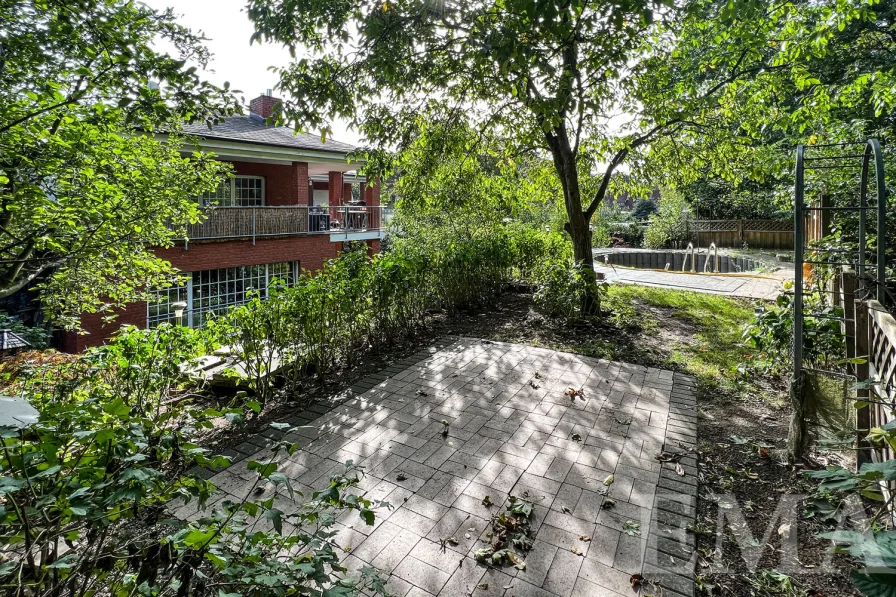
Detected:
left=675, top=463, right=685, bottom=476
left=603, top=474, right=614, bottom=486
left=579, top=536, right=591, bottom=542
left=571, top=546, right=584, bottom=556
left=630, top=573, right=644, bottom=588
left=656, top=451, right=682, bottom=463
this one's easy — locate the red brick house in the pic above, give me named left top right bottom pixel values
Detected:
left=63, top=93, right=385, bottom=352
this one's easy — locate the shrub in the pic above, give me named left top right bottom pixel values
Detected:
left=0, top=324, right=386, bottom=597
left=741, top=290, right=845, bottom=373
left=643, top=187, right=693, bottom=249
left=534, top=259, right=605, bottom=320
left=632, top=198, right=658, bottom=221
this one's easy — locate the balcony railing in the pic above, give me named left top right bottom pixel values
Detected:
left=170, top=205, right=391, bottom=242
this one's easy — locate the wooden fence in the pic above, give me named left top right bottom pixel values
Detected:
left=855, top=298, right=896, bottom=472
left=688, top=219, right=793, bottom=250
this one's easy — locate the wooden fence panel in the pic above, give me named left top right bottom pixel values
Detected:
left=688, top=219, right=793, bottom=250
left=860, top=300, right=896, bottom=472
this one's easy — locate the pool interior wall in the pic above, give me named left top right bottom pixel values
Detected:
left=601, top=251, right=760, bottom=274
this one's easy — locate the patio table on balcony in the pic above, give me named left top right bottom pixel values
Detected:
left=346, top=208, right=368, bottom=230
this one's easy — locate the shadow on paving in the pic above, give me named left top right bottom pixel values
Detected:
left=177, top=337, right=700, bottom=597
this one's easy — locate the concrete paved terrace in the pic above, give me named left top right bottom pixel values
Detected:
left=182, top=337, right=699, bottom=597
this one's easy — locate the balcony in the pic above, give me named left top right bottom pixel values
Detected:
left=171, top=205, right=390, bottom=243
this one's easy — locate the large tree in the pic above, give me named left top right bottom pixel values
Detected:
left=244, top=0, right=786, bottom=311
left=246, top=0, right=889, bottom=313
left=0, top=0, right=239, bottom=327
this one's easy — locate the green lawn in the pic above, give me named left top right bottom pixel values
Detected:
left=603, top=284, right=760, bottom=397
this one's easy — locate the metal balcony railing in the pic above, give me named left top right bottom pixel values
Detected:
left=169, top=205, right=391, bottom=242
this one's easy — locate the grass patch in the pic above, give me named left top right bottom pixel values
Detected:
left=605, top=284, right=756, bottom=396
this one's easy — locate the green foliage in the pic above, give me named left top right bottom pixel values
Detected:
left=0, top=324, right=386, bottom=597
left=214, top=221, right=564, bottom=400
left=0, top=0, right=238, bottom=327
left=741, top=290, right=845, bottom=373
left=805, top=423, right=896, bottom=596
left=0, top=312, right=48, bottom=349
left=534, top=260, right=604, bottom=320
left=682, top=179, right=786, bottom=220
left=644, top=0, right=896, bottom=188
left=632, top=198, right=658, bottom=222
left=643, top=187, right=692, bottom=249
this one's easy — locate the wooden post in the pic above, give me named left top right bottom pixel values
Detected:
left=855, top=299, right=871, bottom=466
left=737, top=219, right=744, bottom=246
left=843, top=267, right=857, bottom=361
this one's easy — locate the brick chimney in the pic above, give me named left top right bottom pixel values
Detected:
left=249, top=90, right=281, bottom=119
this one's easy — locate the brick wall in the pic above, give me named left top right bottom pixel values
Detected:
left=231, top=161, right=308, bottom=206
left=366, top=181, right=381, bottom=206
left=69, top=236, right=339, bottom=351
left=156, top=236, right=338, bottom=273
left=62, top=301, right=146, bottom=353
left=293, top=162, right=309, bottom=206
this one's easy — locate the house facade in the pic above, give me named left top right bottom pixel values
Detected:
left=62, top=93, right=385, bottom=352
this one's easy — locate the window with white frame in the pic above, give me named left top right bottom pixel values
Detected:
left=147, top=284, right=188, bottom=328
left=147, top=261, right=298, bottom=328
left=200, top=176, right=264, bottom=207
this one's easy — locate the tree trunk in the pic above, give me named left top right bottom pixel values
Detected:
left=544, top=125, right=599, bottom=316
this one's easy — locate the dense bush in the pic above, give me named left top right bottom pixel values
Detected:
left=631, top=198, right=658, bottom=221
left=643, top=187, right=693, bottom=249
left=0, top=324, right=386, bottom=597
left=533, top=259, right=604, bottom=320
left=214, top=218, right=569, bottom=401
left=741, top=287, right=845, bottom=373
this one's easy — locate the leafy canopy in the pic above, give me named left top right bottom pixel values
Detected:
left=0, top=0, right=239, bottom=326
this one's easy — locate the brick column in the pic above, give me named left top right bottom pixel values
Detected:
left=343, top=182, right=353, bottom=204
left=328, top=172, right=344, bottom=206
left=365, top=181, right=381, bottom=206
left=292, top=162, right=309, bottom=205
left=365, top=180, right=383, bottom=256
left=328, top=171, right=343, bottom=227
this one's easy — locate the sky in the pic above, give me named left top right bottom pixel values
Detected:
left=143, top=0, right=361, bottom=145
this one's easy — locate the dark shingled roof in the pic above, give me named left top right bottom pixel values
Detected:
left=0, top=329, right=29, bottom=351
left=181, top=115, right=357, bottom=155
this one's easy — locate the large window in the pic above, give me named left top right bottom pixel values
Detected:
left=200, top=175, right=265, bottom=207
left=147, top=261, right=298, bottom=328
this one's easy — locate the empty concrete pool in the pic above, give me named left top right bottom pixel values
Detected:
left=597, top=249, right=763, bottom=274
